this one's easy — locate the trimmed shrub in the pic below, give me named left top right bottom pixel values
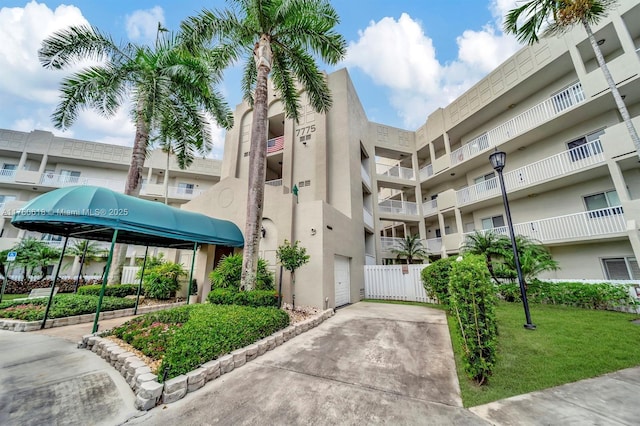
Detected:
left=497, top=280, right=638, bottom=311
left=159, top=304, right=289, bottom=380
left=0, top=294, right=135, bottom=321
left=207, top=289, right=278, bottom=308
left=421, top=257, right=456, bottom=307
left=77, top=284, right=139, bottom=298
left=209, top=254, right=274, bottom=291
left=449, top=255, right=498, bottom=385
left=143, top=261, right=186, bottom=299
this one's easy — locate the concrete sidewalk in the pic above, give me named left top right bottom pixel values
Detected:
left=470, top=366, right=640, bottom=425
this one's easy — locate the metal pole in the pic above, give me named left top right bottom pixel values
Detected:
left=92, top=229, right=118, bottom=333
left=73, top=240, right=89, bottom=293
left=40, top=236, right=69, bottom=329
left=134, top=246, right=149, bottom=315
left=277, top=265, right=283, bottom=308
left=186, top=242, right=197, bottom=305
left=497, top=169, right=536, bottom=330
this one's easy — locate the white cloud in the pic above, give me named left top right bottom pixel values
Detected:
left=344, top=0, right=521, bottom=129
left=125, top=6, right=164, bottom=44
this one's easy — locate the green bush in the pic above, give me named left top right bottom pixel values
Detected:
left=159, top=304, right=289, bottom=380
left=0, top=294, right=135, bottom=321
left=77, top=284, right=139, bottom=298
left=421, top=257, right=456, bottom=307
left=143, top=261, right=186, bottom=299
left=449, top=255, right=498, bottom=385
left=207, top=289, right=278, bottom=308
left=497, top=280, right=638, bottom=311
left=209, top=254, right=274, bottom=291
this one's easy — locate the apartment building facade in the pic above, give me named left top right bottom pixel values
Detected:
left=0, top=129, right=223, bottom=275
left=185, top=0, right=640, bottom=309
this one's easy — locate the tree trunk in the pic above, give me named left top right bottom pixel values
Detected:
left=240, top=34, right=272, bottom=291
left=583, top=19, right=640, bottom=159
left=108, top=104, right=150, bottom=285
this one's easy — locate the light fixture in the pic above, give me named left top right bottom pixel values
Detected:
left=597, top=39, right=605, bottom=46
left=508, top=103, right=516, bottom=109
left=489, top=150, right=506, bottom=172
left=311, top=228, right=317, bottom=236
left=261, top=227, right=266, bottom=238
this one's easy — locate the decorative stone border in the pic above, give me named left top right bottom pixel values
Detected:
left=79, top=308, right=336, bottom=411
left=0, top=302, right=185, bottom=332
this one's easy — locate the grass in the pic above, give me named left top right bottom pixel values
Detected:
left=449, top=302, right=640, bottom=407
left=364, top=299, right=640, bottom=407
left=0, top=294, right=28, bottom=301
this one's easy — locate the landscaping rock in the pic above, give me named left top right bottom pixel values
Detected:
left=245, top=344, right=259, bottom=362
left=256, top=339, right=268, bottom=356
left=274, top=332, right=284, bottom=346
left=163, top=375, right=188, bottom=394
left=138, top=381, right=164, bottom=400
left=219, top=354, right=235, bottom=374
left=232, top=349, right=246, bottom=368
left=266, top=336, right=276, bottom=350
left=135, top=395, right=156, bottom=411
left=136, top=372, right=157, bottom=389
left=162, top=387, right=187, bottom=404
left=201, top=360, right=221, bottom=382
left=187, top=368, right=206, bottom=385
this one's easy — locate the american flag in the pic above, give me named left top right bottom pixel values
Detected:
left=267, top=136, right=284, bottom=153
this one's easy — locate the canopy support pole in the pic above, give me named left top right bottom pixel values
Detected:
left=40, top=236, right=69, bottom=330
left=134, top=246, right=149, bottom=315
left=186, top=242, right=197, bottom=305
left=92, top=229, right=118, bottom=333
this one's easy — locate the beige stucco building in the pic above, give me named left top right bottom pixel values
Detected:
left=3, top=0, right=640, bottom=307
left=186, top=0, right=640, bottom=308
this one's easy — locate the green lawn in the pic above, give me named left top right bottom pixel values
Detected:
left=450, top=302, right=640, bottom=407
left=364, top=299, right=640, bottom=407
left=0, top=294, right=28, bottom=301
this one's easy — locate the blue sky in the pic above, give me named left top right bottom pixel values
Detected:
left=0, top=1, right=521, bottom=158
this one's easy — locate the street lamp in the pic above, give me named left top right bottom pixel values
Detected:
left=489, top=150, right=536, bottom=330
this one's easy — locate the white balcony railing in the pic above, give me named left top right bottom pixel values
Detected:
left=40, top=173, right=124, bottom=192
left=378, top=199, right=418, bottom=216
left=419, top=164, right=433, bottom=180
left=457, top=139, right=604, bottom=206
left=363, top=207, right=374, bottom=228
left=167, top=186, right=205, bottom=199
left=265, top=179, right=283, bottom=187
left=380, top=236, right=404, bottom=251
left=451, top=82, right=586, bottom=166
left=423, top=237, right=442, bottom=253
left=0, top=168, right=17, bottom=180
left=463, top=207, right=626, bottom=244
left=361, top=164, right=371, bottom=187
left=422, top=199, right=438, bottom=216
left=376, top=163, right=415, bottom=180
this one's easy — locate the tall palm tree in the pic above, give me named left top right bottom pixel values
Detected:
left=391, top=235, right=429, bottom=264
left=39, top=24, right=233, bottom=284
left=504, top=0, right=640, bottom=159
left=181, top=0, right=346, bottom=290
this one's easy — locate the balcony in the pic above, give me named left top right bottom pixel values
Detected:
left=424, top=237, right=442, bottom=253
left=463, top=207, right=626, bottom=245
left=457, top=139, right=604, bottom=207
left=363, top=206, right=374, bottom=228
left=0, top=168, right=17, bottom=181
left=380, top=236, right=403, bottom=251
left=450, top=82, right=586, bottom=166
left=422, top=199, right=438, bottom=216
left=361, top=164, right=371, bottom=188
left=140, top=184, right=205, bottom=200
left=265, top=179, right=283, bottom=187
left=378, top=199, right=418, bottom=216
left=419, top=164, right=433, bottom=181
left=376, top=163, right=415, bottom=181
left=40, top=173, right=125, bottom=192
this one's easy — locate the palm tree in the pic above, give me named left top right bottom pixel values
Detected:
left=495, top=235, right=559, bottom=287
left=13, top=238, right=61, bottom=281
left=391, top=235, right=429, bottom=264
left=181, top=0, right=346, bottom=290
left=461, top=230, right=506, bottom=284
left=504, top=0, right=640, bottom=159
left=67, top=240, right=107, bottom=286
left=39, top=24, right=233, bottom=284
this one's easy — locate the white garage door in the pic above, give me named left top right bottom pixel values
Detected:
left=334, top=255, right=351, bottom=307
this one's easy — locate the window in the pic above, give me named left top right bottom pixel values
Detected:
left=584, top=190, right=622, bottom=217
left=567, top=129, right=604, bottom=161
left=474, top=172, right=497, bottom=192
left=602, top=257, right=640, bottom=280
left=178, top=183, right=194, bottom=194
left=60, top=169, right=81, bottom=184
left=0, top=195, right=16, bottom=205
left=482, top=215, right=505, bottom=230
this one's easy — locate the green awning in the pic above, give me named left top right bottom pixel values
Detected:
left=11, top=185, right=244, bottom=248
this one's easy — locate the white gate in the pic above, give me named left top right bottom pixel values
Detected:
left=364, top=265, right=437, bottom=303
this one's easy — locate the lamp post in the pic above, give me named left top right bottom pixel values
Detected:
left=489, top=150, right=536, bottom=330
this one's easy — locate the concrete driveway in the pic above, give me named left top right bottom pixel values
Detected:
left=128, top=301, right=485, bottom=425
left=0, top=330, right=137, bottom=426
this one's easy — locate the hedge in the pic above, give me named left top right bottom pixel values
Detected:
left=77, top=284, right=139, bottom=298
left=159, top=304, right=289, bottom=380
left=206, top=289, right=279, bottom=308
left=2, top=278, right=100, bottom=294
left=421, top=257, right=456, bottom=307
left=0, top=294, right=135, bottom=321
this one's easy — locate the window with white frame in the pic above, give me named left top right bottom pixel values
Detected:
left=602, top=257, right=640, bottom=280
left=482, top=215, right=505, bottom=230
left=567, top=129, right=604, bottom=162
left=177, top=182, right=194, bottom=194
left=583, top=190, right=622, bottom=218
left=60, top=169, right=81, bottom=184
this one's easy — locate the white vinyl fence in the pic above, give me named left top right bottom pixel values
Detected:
left=364, top=265, right=437, bottom=303
left=121, top=266, right=141, bottom=284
